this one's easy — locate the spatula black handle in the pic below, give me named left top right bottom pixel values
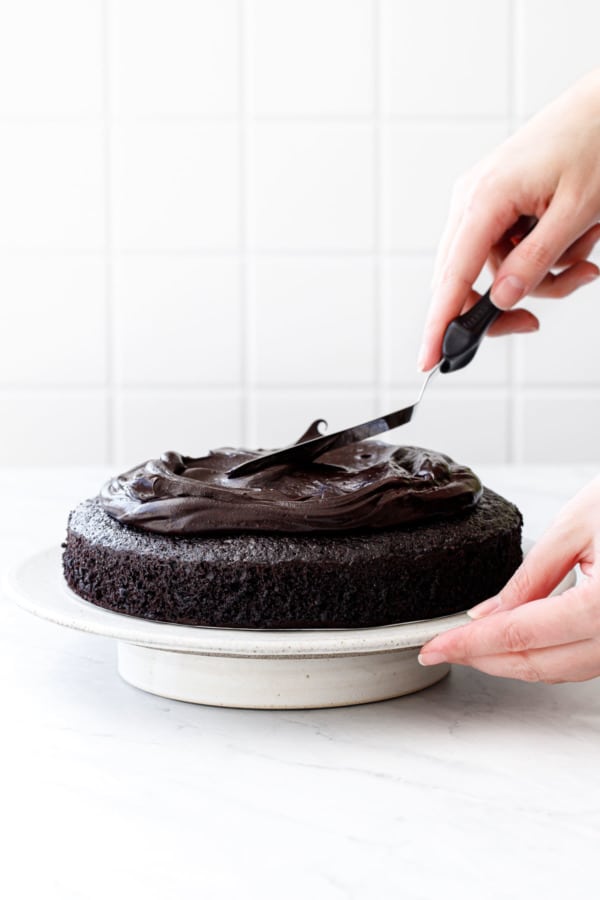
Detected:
left=438, top=214, right=537, bottom=373
left=440, top=289, right=501, bottom=373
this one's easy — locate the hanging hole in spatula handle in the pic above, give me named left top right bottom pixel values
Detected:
left=440, top=289, right=501, bottom=373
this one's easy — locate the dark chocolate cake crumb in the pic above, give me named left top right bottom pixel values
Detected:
left=63, top=489, right=522, bottom=629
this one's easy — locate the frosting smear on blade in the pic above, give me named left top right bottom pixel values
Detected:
left=100, top=423, right=482, bottom=535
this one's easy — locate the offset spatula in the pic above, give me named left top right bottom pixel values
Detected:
left=227, top=289, right=502, bottom=479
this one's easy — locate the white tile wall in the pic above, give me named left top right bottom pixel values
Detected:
left=249, top=0, right=374, bottom=116
left=515, top=278, right=600, bottom=386
left=1, top=1, right=599, bottom=466
left=249, top=123, right=374, bottom=250
left=0, top=256, right=106, bottom=386
left=250, top=258, right=375, bottom=385
left=114, top=257, right=242, bottom=386
left=0, top=1, right=103, bottom=116
left=248, top=388, right=377, bottom=449
left=383, top=122, right=508, bottom=251
left=515, top=0, right=600, bottom=117
left=112, top=123, right=240, bottom=250
left=114, top=388, right=243, bottom=465
left=383, top=386, right=510, bottom=465
left=516, top=391, right=600, bottom=464
left=0, top=122, right=105, bottom=250
left=0, top=390, right=108, bottom=465
left=109, top=0, right=239, bottom=116
left=382, top=0, right=510, bottom=117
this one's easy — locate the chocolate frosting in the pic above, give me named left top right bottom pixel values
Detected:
left=100, top=422, right=482, bottom=535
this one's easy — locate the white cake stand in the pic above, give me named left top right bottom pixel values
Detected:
left=3, top=542, right=574, bottom=709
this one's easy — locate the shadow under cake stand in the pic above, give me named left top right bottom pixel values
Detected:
left=4, top=542, right=574, bottom=709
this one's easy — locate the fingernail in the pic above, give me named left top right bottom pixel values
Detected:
left=580, top=271, right=599, bottom=285
left=416, top=347, right=427, bottom=372
left=491, top=275, right=526, bottom=309
left=418, top=650, right=447, bottom=666
left=467, top=597, right=501, bottom=619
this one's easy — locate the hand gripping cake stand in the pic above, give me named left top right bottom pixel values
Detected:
left=3, top=541, right=575, bottom=709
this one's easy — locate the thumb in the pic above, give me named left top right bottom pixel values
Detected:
left=490, top=199, right=587, bottom=309
left=468, top=519, right=581, bottom=618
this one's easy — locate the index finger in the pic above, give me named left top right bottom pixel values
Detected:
left=419, top=581, right=595, bottom=665
left=418, top=188, right=516, bottom=371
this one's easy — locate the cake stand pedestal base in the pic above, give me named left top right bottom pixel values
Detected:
left=117, top=641, right=450, bottom=709
left=5, top=543, right=575, bottom=710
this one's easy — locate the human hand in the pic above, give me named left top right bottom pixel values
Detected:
left=419, top=68, right=600, bottom=371
left=418, top=476, right=600, bottom=683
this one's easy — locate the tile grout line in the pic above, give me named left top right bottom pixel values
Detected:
left=373, top=0, right=384, bottom=414
left=102, top=0, right=115, bottom=465
left=239, top=0, right=250, bottom=445
left=0, top=113, right=512, bottom=126
left=0, top=248, right=458, bottom=259
left=4, top=382, right=599, bottom=394
left=507, top=0, right=518, bottom=464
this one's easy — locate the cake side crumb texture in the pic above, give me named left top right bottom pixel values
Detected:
left=63, top=490, right=523, bottom=629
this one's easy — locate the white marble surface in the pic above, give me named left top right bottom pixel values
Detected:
left=1, top=464, right=599, bottom=900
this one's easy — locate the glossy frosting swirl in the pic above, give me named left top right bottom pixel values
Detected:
left=100, top=422, right=482, bottom=535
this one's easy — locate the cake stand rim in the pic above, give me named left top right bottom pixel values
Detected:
left=3, top=540, right=574, bottom=659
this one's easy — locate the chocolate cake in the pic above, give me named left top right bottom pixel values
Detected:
left=63, top=430, right=523, bottom=629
